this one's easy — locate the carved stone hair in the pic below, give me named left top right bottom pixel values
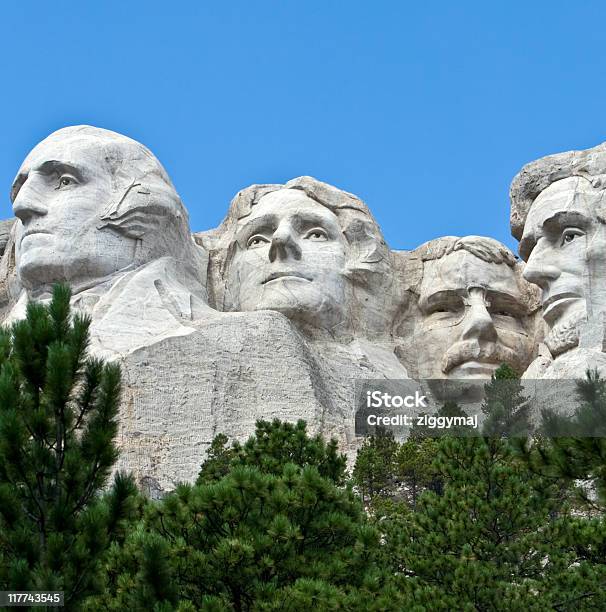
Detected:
left=510, top=141, right=606, bottom=241
left=417, top=235, right=518, bottom=267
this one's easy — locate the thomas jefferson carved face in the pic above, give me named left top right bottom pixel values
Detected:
left=520, top=177, right=606, bottom=356
left=414, top=247, right=531, bottom=379
left=226, top=189, right=348, bottom=331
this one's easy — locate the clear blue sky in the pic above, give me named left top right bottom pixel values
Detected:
left=1, top=1, right=604, bottom=252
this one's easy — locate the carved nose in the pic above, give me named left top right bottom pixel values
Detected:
left=269, top=225, right=301, bottom=262
left=460, top=294, right=497, bottom=344
left=523, top=244, right=560, bottom=289
left=13, top=187, right=48, bottom=224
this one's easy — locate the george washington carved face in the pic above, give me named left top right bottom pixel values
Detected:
left=11, top=126, right=191, bottom=293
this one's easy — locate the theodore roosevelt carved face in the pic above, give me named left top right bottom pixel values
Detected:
left=11, top=126, right=191, bottom=294
left=412, top=236, right=534, bottom=379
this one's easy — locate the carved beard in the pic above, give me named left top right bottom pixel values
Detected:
left=545, top=310, right=585, bottom=358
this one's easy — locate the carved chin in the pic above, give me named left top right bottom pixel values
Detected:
left=18, top=256, right=62, bottom=288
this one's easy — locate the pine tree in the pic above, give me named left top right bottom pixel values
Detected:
left=509, top=370, right=606, bottom=608
left=410, top=400, right=470, bottom=439
left=195, top=433, right=237, bottom=484
left=390, top=400, right=471, bottom=507
left=95, top=419, right=406, bottom=610
left=393, top=437, right=440, bottom=507
left=352, top=426, right=399, bottom=502
left=0, top=284, right=137, bottom=608
left=481, top=363, right=532, bottom=437
left=523, top=369, right=606, bottom=510
left=376, top=436, right=576, bottom=609
left=197, top=419, right=346, bottom=485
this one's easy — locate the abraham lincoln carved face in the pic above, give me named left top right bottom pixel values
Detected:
left=519, top=177, right=606, bottom=357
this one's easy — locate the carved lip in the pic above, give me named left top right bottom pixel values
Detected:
left=542, top=292, right=582, bottom=322
left=449, top=361, right=499, bottom=377
left=262, top=271, right=312, bottom=284
left=22, top=229, right=52, bottom=238
left=21, top=229, right=52, bottom=243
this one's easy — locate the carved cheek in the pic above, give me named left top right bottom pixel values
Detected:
left=584, top=230, right=606, bottom=266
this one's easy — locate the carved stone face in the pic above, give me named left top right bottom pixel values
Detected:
left=226, top=189, right=348, bottom=331
left=414, top=250, right=530, bottom=379
left=520, top=177, right=606, bottom=354
left=12, top=136, right=136, bottom=291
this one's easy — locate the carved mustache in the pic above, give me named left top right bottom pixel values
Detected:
left=441, top=340, right=519, bottom=374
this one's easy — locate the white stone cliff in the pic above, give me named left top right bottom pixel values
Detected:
left=1, top=125, right=603, bottom=491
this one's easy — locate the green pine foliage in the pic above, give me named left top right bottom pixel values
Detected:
left=411, top=400, right=471, bottom=439
left=376, top=436, right=573, bottom=609
left=481, top=363, right=532, bottom=437
left=393, top=437, right=441, bottom=507
left=509, top=370, right=606, bottom=608
left=93, top=420, right=405, bottom=611
left=0, top=284, right=138, bottom=608
left=352, top=426, right=399, bottom=502
left=354, top=404, right=464, bottom=510
left=198, top=419, right=346, bottom=485
left=521, top=370, right=606, bottom=511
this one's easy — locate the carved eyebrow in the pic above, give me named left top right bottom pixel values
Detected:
left=518, top=234, right=536, bottom=262
left=10, top=172, right=27, bottom=203
left=519, top=210, right=591, bottom=260
left=419, top=289, right=462, bottom=313
left=286, top=211, right=341, bottom=240
left=542, top=210, right=590, bottom=234
left=290, top=210, right=337, bottom=227
left=486, top=290, right=526, bottom=314
left=235, top=214, right=276, bottom=242
left=420, top=287, right=525, bottom=316
left=11, top=160, right=85, bottom=202
left=33, top=160, right=85, bottom=181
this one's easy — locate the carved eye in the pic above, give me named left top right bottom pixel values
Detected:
left=561, top=228, right=584, bottom=245
left=56, top=175, right=77, bottom=189
left=429, top=304, right=455, bottom=315
left=247, top=235, right=270, bottom=249
left=304, top=228, right=327, bottom=241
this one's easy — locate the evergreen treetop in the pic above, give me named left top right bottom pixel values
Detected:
left=0, top=284, right=138, bottom=608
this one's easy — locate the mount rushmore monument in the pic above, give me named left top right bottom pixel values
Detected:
left=0, top=125, right=603, bottom=492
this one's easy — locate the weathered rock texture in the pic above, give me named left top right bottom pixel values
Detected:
left=2, top=125, right=602, bottom=491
